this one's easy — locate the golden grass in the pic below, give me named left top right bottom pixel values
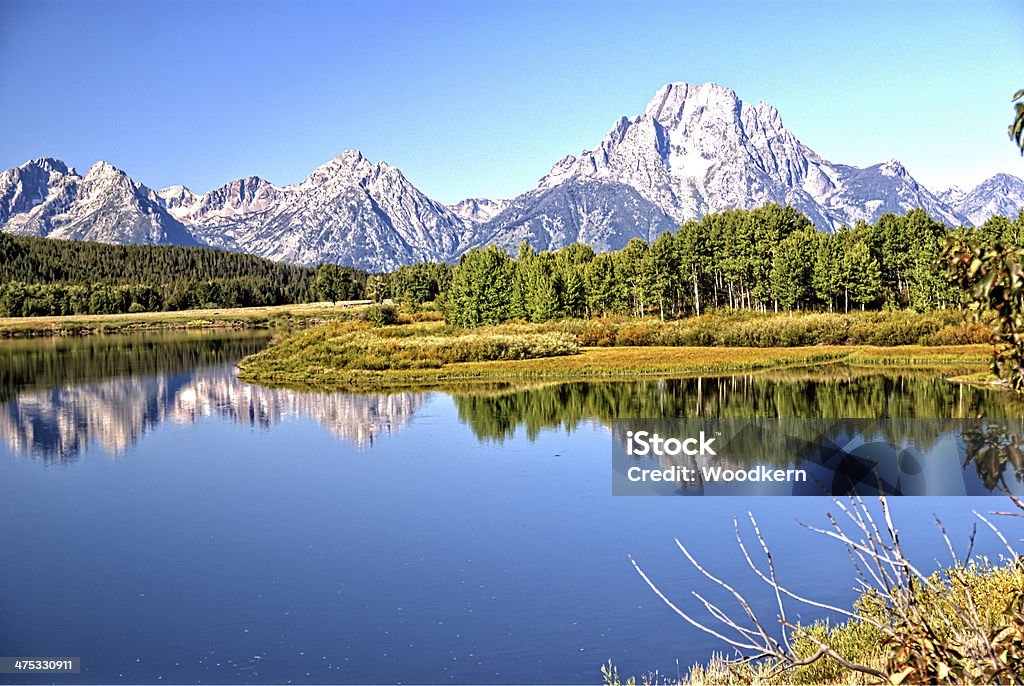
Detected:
left=239, top=343, right=992, bottom=392
left=0, top=300, right=372, bottom=337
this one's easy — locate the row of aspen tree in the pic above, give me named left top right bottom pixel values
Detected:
left=366, top=204, right=1024, bottom=327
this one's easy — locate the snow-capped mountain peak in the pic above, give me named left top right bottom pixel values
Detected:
left=879, top=159, right=910, bottom=178
left=157, top=184, right=199, bottom=215
left=0, top=157, right=195, bottom=246
left=84, top=159, right=122, bottom=179
left=523, top=80, right=962, bottom=235
left=448, top=197, right=509, bottom=226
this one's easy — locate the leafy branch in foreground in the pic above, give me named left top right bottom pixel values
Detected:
left=619, top=495, right=1024, bottom=685
left=944, top=238, right=1024, bottom=392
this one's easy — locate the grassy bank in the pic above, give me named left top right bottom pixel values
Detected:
left=0, top=300, right=373, bottom=337
left=236, top=315, right=991, bottom=390
left=605, top=558, right=1024, bottom=685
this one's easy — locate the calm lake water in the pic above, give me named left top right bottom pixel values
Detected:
left=1, top=332, right=1022, bottom=684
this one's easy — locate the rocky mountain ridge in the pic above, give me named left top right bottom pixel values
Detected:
left=2, top=82, right=1021, bottom=269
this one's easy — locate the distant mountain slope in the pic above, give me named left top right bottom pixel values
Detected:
left=158, top=151, right=467, bottom=271
left=2, top=82, right=1022, bottom=268
left=946, top=173, right=1024, bottom=226
left=1, top=158, right=196, bottom=246
left=466, top=179, right=677, bottom=253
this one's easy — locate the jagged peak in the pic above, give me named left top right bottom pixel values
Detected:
left=752, top=101, right=783, bottom=130
left=23, top=157, right=70, bottom=176
left=643, top=81, right=740, bottom=125
left=85, top=159, right=126, bottom=179
left=157, top=185, right=198, bottom=211
left=322, top=149, right=366, bottom=170
left=336, top=149, right=363, bottom=163
left=878, top=159, right=909, bottom=178
left=300, top=150, right=413, bottom=192
left=302, top=149, right=373, bottom=183
left=221, top=175, right=272, bottom=190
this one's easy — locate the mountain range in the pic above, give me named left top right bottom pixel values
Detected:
left=2, top=82, right=1022, bottom=271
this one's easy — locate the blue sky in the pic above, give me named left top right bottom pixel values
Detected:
left=1, top=0, right=1021, bottom=202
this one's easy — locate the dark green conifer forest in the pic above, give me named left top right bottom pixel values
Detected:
left=0, top=234, right=366, bottom=316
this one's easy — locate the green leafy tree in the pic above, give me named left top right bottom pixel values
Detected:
left=842, top=239, right=882, bottom=311
left=443, top=246, right=515, bottom=327
left=675, top=219, right=710, bottom=316
left=519, top=251, right=561, bottom=322
left=812, top=231, right=844, bottom=312
left=749, top=203, right=810, bottom=310
left=616, top=238, right=655, bottom=317
left=945, top=238, right=1024, bottom=392
left=584, top=253, right=623, bottom=317
left=771, top=229, right=818, bottom=312
left=314, top=263, right=346, bottom=305
left=649, top=231, right=680, bottom=319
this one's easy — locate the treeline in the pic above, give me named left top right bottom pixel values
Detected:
left=367, top=205, right=1024, bottom=327
left=0, top=233, right=367, bottom=316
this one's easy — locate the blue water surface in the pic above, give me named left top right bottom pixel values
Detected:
left=0, top=343, right=1019, bottom=684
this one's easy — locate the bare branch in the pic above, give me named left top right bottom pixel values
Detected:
left=975, top=511, right=1018, bottom=558
left=628, top=554, right=761, bottom=652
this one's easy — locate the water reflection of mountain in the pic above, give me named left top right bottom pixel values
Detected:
left=0, top=331, right=271, bottom=402
left=0, top=333, right=426, bottom=463
left=0, top=369, right=426, bottom=463
left=171, top=370, right=423, bottom=448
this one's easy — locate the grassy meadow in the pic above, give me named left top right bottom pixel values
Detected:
left=236, top=309, right=994, bottom=391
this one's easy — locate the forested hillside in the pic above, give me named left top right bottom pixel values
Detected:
left=0, top=234, right=366, bottom=316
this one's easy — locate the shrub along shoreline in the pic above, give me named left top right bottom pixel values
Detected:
left=603, top=557, right=1024, bottom=686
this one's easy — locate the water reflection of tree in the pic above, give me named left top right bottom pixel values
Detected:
left=453, top=365, right=1024, bottom=443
